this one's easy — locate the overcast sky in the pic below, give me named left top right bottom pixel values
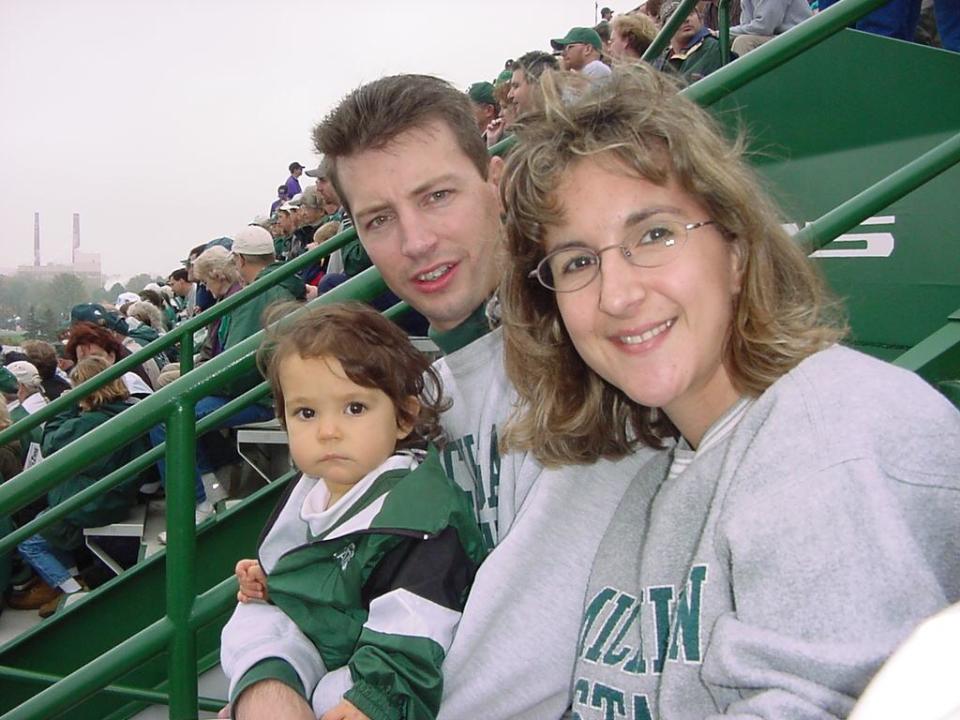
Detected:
left=0, top=0, right=611, bottom=283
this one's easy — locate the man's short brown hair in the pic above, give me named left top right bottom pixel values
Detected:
left=312, top=74, right=490, bottom=216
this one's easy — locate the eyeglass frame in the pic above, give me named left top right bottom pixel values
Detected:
left=528, top=219, right=717, bottom=293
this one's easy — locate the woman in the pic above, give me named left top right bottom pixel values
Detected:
left=8, top=356, right=148, bottom=617
left=499, top=66, right=960, bottom=718
left=154, top=245, right=243, bottom=389
left=65, top=321, right=154, bottom=398
left=608, top=12, right=659, bottom=61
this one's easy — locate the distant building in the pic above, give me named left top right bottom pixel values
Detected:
left=14, top=254, right=102, bottom=283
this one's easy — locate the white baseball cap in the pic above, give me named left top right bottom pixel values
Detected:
left=231, top=225, right=275, bottom=256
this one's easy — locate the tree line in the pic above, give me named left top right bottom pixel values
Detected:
left=0, top=271, right=160, bottom=341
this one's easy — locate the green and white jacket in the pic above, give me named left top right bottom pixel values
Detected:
left=221, top=448, right=486, bottom=720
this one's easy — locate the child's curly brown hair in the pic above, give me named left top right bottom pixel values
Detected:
left=258, top=302, right=449, bottom=450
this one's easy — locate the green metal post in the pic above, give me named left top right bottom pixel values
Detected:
left=642, top=0, right=701, bottom=62
left=165, top=401, right=199, bottom=719
left=180, top=330, right=194, bottom=374
left=794, top=130, right=960, bottom=253
left=718, top=0, right=731, bottom=65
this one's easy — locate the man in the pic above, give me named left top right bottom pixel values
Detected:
left=509, top=50, right=559, bottom=116
left=466, top=81, right=499, bottom=135
left=305, top=158, right=342, bottom=216
left=550, top=26, right=612, bottom=79
left=655, top=1, right=725, bottom=81
left=269, top=185, right=288, bottom=216
left=284, top=162, right=305, bottom=199
left=272, top=203, right=298, bottom=261
left=167, top=268, right=195, bottom=324
left=601, top=5, right=614, bottom=21
left=305, top=157, right=358, bottom=280
left=729, top=0, right=812, bottom=54
left=226, top=74, right=647, bottom=720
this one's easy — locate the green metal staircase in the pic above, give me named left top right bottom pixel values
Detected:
left=0, top=1, right=958, bottom=716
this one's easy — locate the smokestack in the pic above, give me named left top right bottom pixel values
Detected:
left=73, top=212, right=80, bottom=264
left=34, top=212, right=40, bottom=267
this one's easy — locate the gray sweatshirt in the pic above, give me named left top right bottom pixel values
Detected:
left=731, top=0, right=812, bottom=36
left=433, top=321, right=653, bottom=719
left=573, top=345, right=960, bottom=719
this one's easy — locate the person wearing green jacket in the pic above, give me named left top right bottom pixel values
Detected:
left=654, top=2, right=727, bottom=83
left=221, top=304, right=486, bottom=720
left=8, top=356, right=148, bottom=616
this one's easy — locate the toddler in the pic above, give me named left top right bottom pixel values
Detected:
left=220, top=303, right=485, bottom=720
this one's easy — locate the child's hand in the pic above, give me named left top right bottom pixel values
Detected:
left=235, top=558, right=268, bottom=603
left=321, top=699, right=370, bottom=720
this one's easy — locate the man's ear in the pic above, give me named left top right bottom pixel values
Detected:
left=395, top=396, right=421, bottom=440
left=487, top=155, right=505, bottom=190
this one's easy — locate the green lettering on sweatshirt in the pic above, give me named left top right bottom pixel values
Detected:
left=585, top=592, right=635, bottom=662
left=633, top=694, right=653, bottom=720
left=667, top=564, right=707, bottom=663
left=487, top=426, right=500, bottom=510
left=573, top=677, right=590, bottom=707
left=648, top=585, right=674, bottom=674
left=591, top=683, right=626, bottom=720
left=579, top=587, right=617, bottom=657
left=440, top=430, right=500, bottom=550
left=603, top=601, right=640, bottom=667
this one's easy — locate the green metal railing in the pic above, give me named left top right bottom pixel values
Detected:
left=1, top=0, right=957, bottom=715
left=0, top=226, right=359, bottom=450
left=645, top=0, right=890, bottom=88
left=0, top=270, right=386, bottom=720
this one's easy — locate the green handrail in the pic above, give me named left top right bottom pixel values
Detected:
left=0, top=383, right=269, bottom=555
left=685, top=0, right=890, bottom=106
left=0, top=667, right=225, bottom=712
left=0, top=267, right=385, bottom=520
left=0, top=226, right=357, bottom=448
left=795, top=130, right=960, bottom=253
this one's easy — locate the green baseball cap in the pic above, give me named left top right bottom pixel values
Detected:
left=495, top=69, right=514, bottom=86
left=0, top=366, right=18, bottom=395
left=550, top=26, right=603, bottom=52
left=70, top=303, right=109, bottom=327
left=467, top=81, right=496, bottom=106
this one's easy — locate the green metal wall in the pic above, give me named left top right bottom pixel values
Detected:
left=713, top=30, right=960, bottom=359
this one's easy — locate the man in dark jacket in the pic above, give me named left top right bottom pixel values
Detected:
left=655, top=2, right=727, bottom=82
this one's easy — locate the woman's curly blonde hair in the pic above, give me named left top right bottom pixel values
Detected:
left=499, top=65, right=845, bottom=467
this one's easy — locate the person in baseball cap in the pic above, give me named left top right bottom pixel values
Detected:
left=6, top=361, right=42, bottom=393
left=285, top=162, right=305, bottom=199
left=550, top=27, right=611, bottom=78
left=0, top=365, right=19, bottom=397
left=231, top=225, right=276, bottom=257
left=467, top=81, right=499, bottom=133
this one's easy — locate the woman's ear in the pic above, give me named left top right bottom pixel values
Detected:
left=395, top=396, right=421, bottom=440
